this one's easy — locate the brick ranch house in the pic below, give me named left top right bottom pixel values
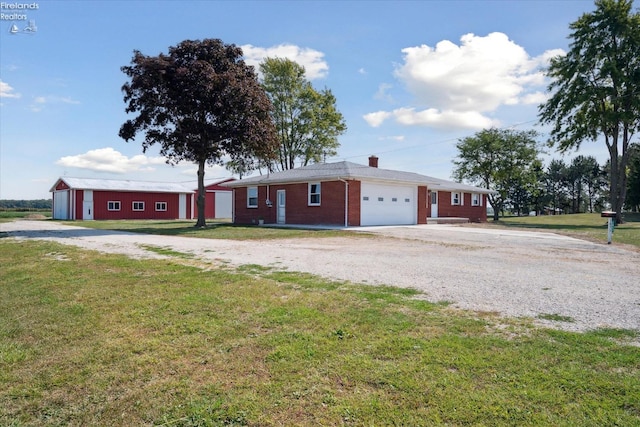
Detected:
left=223, top=156, right=493, bottom=227
left=50, top=177, right=233, bottom=220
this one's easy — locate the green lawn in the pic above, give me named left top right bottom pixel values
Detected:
left=489, top=213, right=640, bottom=248
left=1, top=239, right=639, bottom=426
left=54, top=219, right=359, bottom=241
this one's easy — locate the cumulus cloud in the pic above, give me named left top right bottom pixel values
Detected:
left=241, top=43, right=329, bottom=80
left=0, top=80, right=21, bottom=98
left=56, top=147, right=166, bottom=173
left=365, top=32, right=563, bottom=130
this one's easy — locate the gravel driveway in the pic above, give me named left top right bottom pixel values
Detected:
left=3, top=220, right=639, bottom=336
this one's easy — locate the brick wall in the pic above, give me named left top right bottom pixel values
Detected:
left=436, top=191, right=487, bottom=222
left=417, top=186, right=428, bottom=224
left=233, top=180, right=361, bottom=226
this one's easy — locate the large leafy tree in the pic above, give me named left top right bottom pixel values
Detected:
left=259, top=58, right=346, bottom=171
left=119, top=39, right=277, bottom=227
left=538, top=0, right=640, bottom=223
left=453, top=128, right=542, bottom=221
left=625, top=143, right=640, bottom=211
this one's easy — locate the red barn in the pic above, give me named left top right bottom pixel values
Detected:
left=192, top=178, right=235, bottom=220
left=50, top=177, right=196, bottom=220
left=223, top=157, right=493, bottom=226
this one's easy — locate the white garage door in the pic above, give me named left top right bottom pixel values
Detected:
left=214, top=191, right=232, bottom=218
left=360, top=182, right=416, bottom=226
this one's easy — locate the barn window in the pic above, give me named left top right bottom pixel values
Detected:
left=133, top=201, right=145, bottom=211
left=247, top=187, right=258, bottom=208
left=107, top=201, right=121, bottom=211
left=156, top=202, right=167, bottom=211
left=451, top=192, right=461, bottom=206
left=308, top=182, right=321, bottom=206
left=472, top=193, right=481, bottom=206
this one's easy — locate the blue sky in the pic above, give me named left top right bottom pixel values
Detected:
left=0, top=0, right=615, bottom=199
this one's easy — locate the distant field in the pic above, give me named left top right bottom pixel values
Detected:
left=488, top=213, right=640, bottom=248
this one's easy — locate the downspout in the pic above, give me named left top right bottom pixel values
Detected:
left=338, top=178, right=348, bottom=227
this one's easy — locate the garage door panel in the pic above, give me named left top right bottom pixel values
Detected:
left=361, top=183, right=416, bottom=226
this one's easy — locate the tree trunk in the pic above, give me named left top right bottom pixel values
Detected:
left=195, top=159, right=207, bottom=228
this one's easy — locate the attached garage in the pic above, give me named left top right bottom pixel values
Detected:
left=360, top=182, right=416, bottom=226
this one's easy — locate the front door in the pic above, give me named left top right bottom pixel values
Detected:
left=430, top=191, right=438, bottom=218
left=83, top=190, right=94, bottom=220
left=277, top=190, right=286, bottom=224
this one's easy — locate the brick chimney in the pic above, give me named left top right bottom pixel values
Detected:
left=368, top=155, right=379, bottom=168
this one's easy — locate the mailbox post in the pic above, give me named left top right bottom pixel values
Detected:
left=601, top=211, right=616, bottom=244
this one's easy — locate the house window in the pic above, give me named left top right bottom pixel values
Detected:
left=392, top=198, right=398, bottom=202
left=107, top=201, right=121, bottom=211
left=247, top=187, right=258, bottom=208
left=378, top=197, right=384, bottom=202
left=472, top=193, right=481, bottom=206
left=363, top=196, right=369, bottom=201
left=156, top=201, right=167, bottom=211
left=308, top=182, right=321, bottom=206
left=405, top=198, right=411, bottom=203
left=133, top=201, right=145, bottom=211
left=451, top=192, right=461, bottom=206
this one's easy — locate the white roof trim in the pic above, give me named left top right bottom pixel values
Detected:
left=50, top=177, right=194, bottom=194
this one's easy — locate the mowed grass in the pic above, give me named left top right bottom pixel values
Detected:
left=58, top=219, right=357, bottom=240
left=0, top=211, right=51, bottom=223
left=1, top=240, right=639, bottom=426
left=488, top=213, right=640, bottom=248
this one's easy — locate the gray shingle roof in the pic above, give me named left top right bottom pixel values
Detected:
left=223, top=161, right=493, bottom=194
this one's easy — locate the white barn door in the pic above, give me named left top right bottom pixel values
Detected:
left=178, top=194, right=187, bottom=219
left=53, top=191, right=70, bottom=220
left=214, top=191, right=232, bottom=218
left=82, top=190, right=93, bottom=220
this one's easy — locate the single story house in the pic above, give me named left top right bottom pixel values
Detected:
left=50, top=177, right=233, bottom=220
left=222, top=156, right=493, bottom=227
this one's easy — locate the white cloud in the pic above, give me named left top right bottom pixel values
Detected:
left=374, top=83, right=394, bottom=103
left=56, top=147, right=166, bottom=173
left=379, top=135, right=405, bottom=142
left=241, top=43, right=329, bottom=80
left=30, top=95, right=80, bottom=112
left=520, top=91, right=549, bottom=105
left=367, top=32, right=560, bottom=131
left=363, top=111, right=392, bottom=127
left=0, top=80, right=21, bottom=98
